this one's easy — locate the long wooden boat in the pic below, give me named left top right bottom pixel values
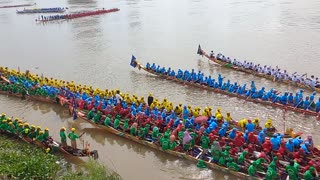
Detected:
left=75, top=110, right=262, bottom=180
left=197, top=45, right=320, bottom=93
left=0, top=128, right=98, bottom=159
left=35, top=8, right=119, bottom=22
left=131, top=59, right=320, bottom=118
left=0, top=3, right=36, bottom=9
left=17, top=8, right=66, bottom=14
left=0, top=89, right=59, bottom=104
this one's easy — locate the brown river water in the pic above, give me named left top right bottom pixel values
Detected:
left=1, top=0, right=320, bottom=179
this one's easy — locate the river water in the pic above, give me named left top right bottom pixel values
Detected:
left=1, top=0, right=320, bottom=179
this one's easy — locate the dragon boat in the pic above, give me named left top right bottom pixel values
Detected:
left=17, top=7, right=66, bottom=14
left=0, top=116, right=98, bottom=159
left=71, top=105, right=319, bottom=180
left=197, top=45, right=320, bottom=93
left=35, top=8, right=119, bottom=22
left=0, top=71, right=316, bottom=179
left=0, top=3, right=36, bottom=9
left=129, top=56, right=320, bottom=118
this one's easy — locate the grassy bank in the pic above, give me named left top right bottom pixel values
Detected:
left=0, top=135, right=121, bottom=180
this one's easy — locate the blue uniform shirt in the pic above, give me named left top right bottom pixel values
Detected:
left=285, top=141, right=294, bottom=152
left=246, top=122, right=255, bottom=133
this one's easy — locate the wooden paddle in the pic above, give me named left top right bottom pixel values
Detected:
left=303, top=101, right=314, bottom=115
left=79, top=131, right=85, bottom=138
left=243, top=91, right=253, bottom=104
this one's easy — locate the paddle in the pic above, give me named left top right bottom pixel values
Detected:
left=283, top=108, right=286, bottom=134
left=243, top=91, right=253, bottom=104
left=79, top=131, right=85, bottom=138
left=316, top=111, right=320, bottom=121
left=303, top=101, right=314, bottom=115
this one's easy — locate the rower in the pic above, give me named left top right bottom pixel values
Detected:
left=225, top=112, right=233, bottom=122
left=304, top=135, right=314, bottom=148
left=270, top=133, right=281, bottom=151
left=304, top=166, right=316, bottom=180
left=285, top=138, right=295, bottom=152
left=301, top=142, right=312, bottom=155
left=209, top=51, right=214, bottom=58
left=246, top=120, right=255, bottom=133
left=286, top=160, right=299, bottom=180
left=264, top=119, right=274, bottom=129
left=316, top=97, right=320, bottom=112
left=258, top=130, right=266, bottom=144
left=228, top=128, right=237, bottom=140
left=303, top=96, right=310, bottom=110
left=252, top=118, right=260, bottom=128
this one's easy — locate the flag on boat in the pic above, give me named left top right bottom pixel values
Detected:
left=130, top=55, right=137, bottom=68
left=197, top=44, right=203, bottom=55
left=72, top=94, right=78, bottom=120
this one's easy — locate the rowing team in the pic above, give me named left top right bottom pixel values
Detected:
left=36, top=8, right=118, bottom=21
left=145, top=62, right=320, bottom=112
left=81, top=98, right=319, bottom=179
left=0, top=113, right=82, bottom=150
left=209, top=51, right=320, bottom=88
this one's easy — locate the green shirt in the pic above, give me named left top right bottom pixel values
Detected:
left=160, top=138, right=170, bottom=151
left=152, top=127, right=159, bottom=138
left=17, top=126, right=24, bottom=134
left=248, top=164, right=256, bottom=176
left=113, top=118, right=120, bottom=129
left=43, top=131, right=49, bottom=139
left=201, top=135, right=210, bottom=149
left=130, top=127, right=136, bottom=136
left=36, top=134, right=45, bottom=141
left=28, top=131, right=37, bottom=139
left=178, top=131, right=184, bottom=143
left=238, top=152, right=247, bottom=164
left=286, top=165, right=298, bottom=180
left=68, top=132, right=79, bottom=141
left=22, top=129, right=29, bottom=137
left=123, top=120, right=129, bottom=130
left=303, top=170, right=314, bottom=180
left=7, top=125, right=15, bottom=133
left=190, top=132, right=197, bottom=146
left=93, top=113, right=101, bottom=123
left=169, top=141, right=177, bottom=150
left=227, top=162, right=239, bottom=172
left=87, top=110, right=94, bottom=120
left=0, top=123, right=8, bottom=130
left=138, top=127, right=145, bottom=138
left=266, top=167, right=278, bottom=180
left=60, top=131, right=66, bottom=142
left=211, top=149, right=221, bottom=161
left=218, top=156, right=225, bottom=166
left=104, top=117, right=111, bottom=126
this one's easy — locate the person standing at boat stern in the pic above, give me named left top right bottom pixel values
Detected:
left=60, top=127, right=67, bottom=147
left=68, top=128, right=79, bottom=149
left=147, top=93, right=154, bottom=106
left=115, top=90, right=123, bottom=105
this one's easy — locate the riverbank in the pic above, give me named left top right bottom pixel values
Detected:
left=0, top=135, right=121, bottom=180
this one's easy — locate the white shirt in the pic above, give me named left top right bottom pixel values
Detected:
left=115, top=94, right=122, bottom=104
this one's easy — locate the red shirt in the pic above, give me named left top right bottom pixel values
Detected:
left=248, top=133, right=258, bottom=144
left=262, top=141, right=272, bottom=153
left=278, top=145, right=286, bottom=155
left=234, top=136, right=245, bottom=147
left=230, top=147, right=238, bottom=156
left=258, top=152, right=268, bottom=160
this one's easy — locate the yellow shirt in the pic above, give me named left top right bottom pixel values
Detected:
left=193, top=111, right=199, bottom=117
left=225, top=115, right=232, bottom=122
left=265, top=122, right=273, bottom=128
